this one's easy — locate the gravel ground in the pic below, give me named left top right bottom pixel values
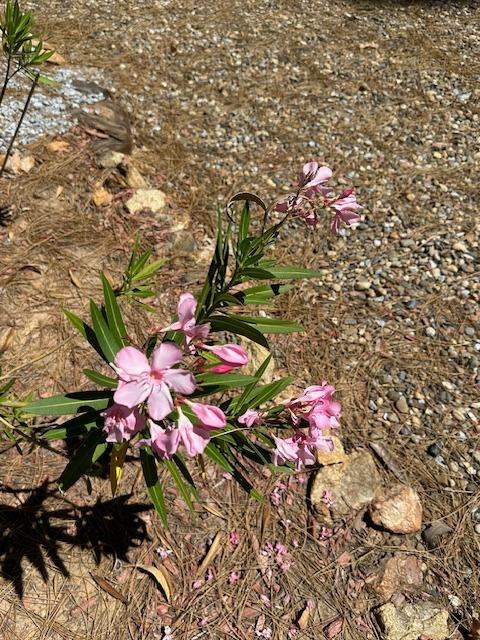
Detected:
left=0, top=0, right=479, bottom=638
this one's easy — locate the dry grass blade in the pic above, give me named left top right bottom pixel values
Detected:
left=196, top=531, right=224, bottom=577
left=136, top=564, right=173, bottom=603
left=90, top=573, right=128, bottom=604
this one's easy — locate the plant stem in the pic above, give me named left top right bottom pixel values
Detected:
left=0, top=71, right=38, bottom=178
left=0, top=54, right=12, bottom=109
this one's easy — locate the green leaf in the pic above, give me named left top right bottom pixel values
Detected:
left=241, top=267, right=276, bottom=280
left=196, top=372, right=258, bottom=389
left=240, top=376, right=295, bottom=413
left=64, top=310, right=105, bottom=360
left=204, top=442, right=234, bottom=472
left=209, top=315, right=269, bottom=348
left=90, top=300, right=121, bottom=363
left=226, top=314, right=304, bottom=334
left=131, top=258, right=165, bottom=282
left=25, top=391, right=111, bottom=416
left=164, top=458, right=195, bottom=513
left=83, top=369, right=117, bottom=389
left=238, top=201, right=250, bottom=246
left=262, top=266, right=323, bottom=280
left=41, top=413, right=99, bottom=441
left=101, top=274, right=127, bottom=346
left=58, top=429, right=107, bottom=492
left=172, top=454, right=198, bottom=495
left=140, top=447, right=168, bottom=526
left=234, top=284, right=293, bottom=305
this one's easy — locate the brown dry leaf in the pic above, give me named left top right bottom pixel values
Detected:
left=423, top=521, right=453, bottom=549
left=0, top=327, right=16, bottom=353
left=297, top=602, right=311, bottom=631
left=137, top=564, right=173, bottom=602
left=470, top=618, right=480, bottom=640
left=55, top=185, right=64, bottom=198
left=369, top=441, right=406, bottom=481
left=92, top=187, right=113, bottom=207
left=326, top=617, right=343, bottom=638
left=196, top=531, right=224, bottom=576
left=90, top=573, right=127, bottom=604
left=68, top=269, right=82, bottom=289
left=47, top=140, right=70, bottom=153
left=203, top=502, right=227, bottom=520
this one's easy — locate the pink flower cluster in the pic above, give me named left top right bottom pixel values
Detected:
left=271, top=382, right=341, bottom=469
left=102, top=293, right=249, bottom=459
left=274, top=161, right=362, bottom=234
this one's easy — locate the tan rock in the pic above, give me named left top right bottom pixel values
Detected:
left=310, top=450, right=381, bottom=520
left=377, top=602, right=449, bottom=640
left=315, top=436, right=347, bottom=466
left=47, top=140, right=70, bottom=153
left=125, top=189, right=166, bottom=215
left=1, top=152, right=35, bottom=174
left=369, top=484, right=422, bottom=534
left=97, top=151, right=126, bottom=168
left=373, top=555, right=423, bottom=601
left=242, top=341, right=276, bottom=384
left=92, top=187, right=113, bottom=207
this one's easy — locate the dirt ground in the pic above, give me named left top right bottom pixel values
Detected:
left=0, top=0, right=479, bottom=638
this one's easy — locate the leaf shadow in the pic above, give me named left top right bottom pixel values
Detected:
left=0, top=480, right=151, bottom=598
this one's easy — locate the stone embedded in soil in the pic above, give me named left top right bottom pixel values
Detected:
left=241, top=341, right=276, bottom=385
left=395, top=396, right=409, bottom=414
left=373, top=555, right=423, bottom=601
left=315, top=435, right=347, bottom=466
left=369, top=484, right=422, bottom=534
left=125, top=188, right=167, bottom=215
left=310, top=450, right=381, bottom=520
left=377, top=602, right=449, bottom=640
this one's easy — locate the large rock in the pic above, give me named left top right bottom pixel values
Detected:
left=377, top=602, right=449, bottom=640
left=310, top=450, right=381, bottom=520
left=369, top=484, right=422, bottom=534
left=373, top=555, right=423, bottom=601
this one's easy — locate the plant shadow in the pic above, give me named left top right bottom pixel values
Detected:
left=0, top=480, right=151, bottom=598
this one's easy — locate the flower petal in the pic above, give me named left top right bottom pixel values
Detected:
left=114, top=346, right=150, bottom=380
left=114, top=378, right=151, bottom=408
left=178, top=412, right=210, bottom=457
left=147, top=383, right=173, bottom=421
left=151, top=342, right=183, bottom=370
left=164, top=368, right=196, bottom=395
left=177, top=293, right=197, bottom=326
left=190, top=402, right=226, bottom=429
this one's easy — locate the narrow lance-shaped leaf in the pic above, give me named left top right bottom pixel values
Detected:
left=209, top=315, right=269, bottom=349
left=58, top=429, right=107, bottom=492
left=25, top=391, right=112, bottom=416
left=90, top=299, right=121, bottom=363
left=140, top=447, right=168, bottom=526
left=101, top=273, right=127, bottom=346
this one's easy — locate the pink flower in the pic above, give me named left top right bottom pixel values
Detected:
left=206, top=344, right=249, bottom=373
left=228, top=572, right=240, bottom=584
left=177, top=408, right=212, bottom=457
left=113, top=343, right=195, bottom=421
left=320, top=526, right=333, bottom=540
left=164, top=292, right=210, bottom=344
left=229, top=531, right=240, bottom=546
left=238, top=408, right=261, bottom=427
left=271, top=436, right=299, bottom=466
left=329, top=188, right=362, bottom=234
left=299, top=161, right=332, bottom=192
left=192, top=580, right=203, bottom=589
left=156, top=545, right=173, bottom=560
left=101, top=403, right=145, bottom=443
left=146, top=421, right=180, bottom=459
left=322, top=489, right=334, bottom=507
left=187, top=401, right=226, bottom=429
left=274, top=542, right=288, bottom=556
